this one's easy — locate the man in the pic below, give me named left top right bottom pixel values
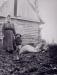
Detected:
left=2, top=15, right=16, bottom=53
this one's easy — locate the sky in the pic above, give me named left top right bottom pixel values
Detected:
left=38, top=0, right=57, bottom=43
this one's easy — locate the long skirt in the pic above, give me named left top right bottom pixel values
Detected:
left=3, top=30, right=14, bottom=52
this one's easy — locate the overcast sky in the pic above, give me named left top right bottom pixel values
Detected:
left=39, top=0, right=57, bottom=43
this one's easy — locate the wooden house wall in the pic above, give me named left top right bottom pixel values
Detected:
left=0, top=17, right=40, bottom=46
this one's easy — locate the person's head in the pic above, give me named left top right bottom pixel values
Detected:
left=6, top=15, right=11, bottom=22
left=15, top=34, right=22, bottom=38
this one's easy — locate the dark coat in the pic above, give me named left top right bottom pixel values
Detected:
left=2, top=22, right=16, bottom=52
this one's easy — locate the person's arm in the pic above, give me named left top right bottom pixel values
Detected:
left=12, top=24, right=16, bottom=35
left=2, top=23, right=5, bottom=35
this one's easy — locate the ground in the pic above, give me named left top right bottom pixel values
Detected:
left=0, top=46, right=57, bottom=75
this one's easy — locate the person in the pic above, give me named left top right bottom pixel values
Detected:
left=13, top=34, right=22, bottom=60
left=15, top=34, right=22, bottom=49
left=2, top=15, right=16, bottom=53
left=15, top=34, right=22, bottom=51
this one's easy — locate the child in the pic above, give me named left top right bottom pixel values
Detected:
left=15, top=34, right=22, bottom=50
left=13, top=34, right=22, bottom=60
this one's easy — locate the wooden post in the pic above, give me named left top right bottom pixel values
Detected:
left=14, top=0, right=17, bottom=16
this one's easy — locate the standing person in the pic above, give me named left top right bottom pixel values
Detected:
left=15, top=34, right=22, bottom=49
left=2, top=15, right=16, bottom=53
left=14, top=34, right=22, bottom=54
left=13, top=34, right=22, bottom=60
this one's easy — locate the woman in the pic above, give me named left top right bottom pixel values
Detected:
left=2, top=15, right=16, bottom=53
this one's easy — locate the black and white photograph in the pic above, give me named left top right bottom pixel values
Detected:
left=0, top=0, right=57, bottom=75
